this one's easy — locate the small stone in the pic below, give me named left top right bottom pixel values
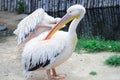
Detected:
left=80, top=59, right=83, bottom=61
left=0, top=24, right=7, bottom=31
left=3, top=74, right=8, bottom=76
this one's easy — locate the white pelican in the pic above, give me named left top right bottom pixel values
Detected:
left=14, top=8, right=61, bottom=45
left=22, top=4, right=86, bottom=80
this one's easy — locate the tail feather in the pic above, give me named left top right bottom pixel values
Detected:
left=23, top=70, right=32, bottom=79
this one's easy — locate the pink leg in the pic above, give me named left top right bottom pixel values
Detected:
left=46, top=69, right=52, bottom=80
left=51, top=68, right=66, bottom=79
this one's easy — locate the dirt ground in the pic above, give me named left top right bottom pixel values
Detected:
left=0, top=11, right=120, bottom=80
left=0, top=11, right=27, bottom=30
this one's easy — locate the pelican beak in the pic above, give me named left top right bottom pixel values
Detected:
left=45, top=13, right=80, bottom=39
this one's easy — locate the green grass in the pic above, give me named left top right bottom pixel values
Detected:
left=76, top=37, right=120, bottom=52
left=89, top=71, right=97, bottom=76
left=105, top=55, right=120, bottom=66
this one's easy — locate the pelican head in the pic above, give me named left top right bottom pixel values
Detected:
left=45, top=4, right=86, bottom=39
left=67, top=4, right=86, bottom=19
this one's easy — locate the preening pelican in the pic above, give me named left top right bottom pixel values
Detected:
left=14, top=8, right=61, bottom=45
left=22, top=4, right=86, bottom=80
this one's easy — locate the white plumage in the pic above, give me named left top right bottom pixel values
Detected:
left=14, top=8, right=61, bottom=45
left=21, top=4, right=86, bottom=80
left=22, top=30, right=77, bottom=78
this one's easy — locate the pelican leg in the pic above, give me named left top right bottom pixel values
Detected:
left=46, top=69, right=52, bottom=80
left=52, top=68, right=66, bottom=79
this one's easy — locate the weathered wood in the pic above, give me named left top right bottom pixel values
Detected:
left=0, top=0, right=120, bottom=13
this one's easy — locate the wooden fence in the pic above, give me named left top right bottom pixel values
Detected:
left=77, top=7, right=120, bottom=40
left=0, top=0, right=120, bottom=13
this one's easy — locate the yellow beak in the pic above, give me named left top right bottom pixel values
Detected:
left=44, top=13, right=80, bottom=40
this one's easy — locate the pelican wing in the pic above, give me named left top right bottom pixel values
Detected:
left=22, top=31, right=67, bottom=71
left=13, top=8, right=60, bottom=45
left=14, top=8, right=45, bottom=45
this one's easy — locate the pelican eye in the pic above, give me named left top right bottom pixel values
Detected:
left=69, top=10, right=72, bottom=13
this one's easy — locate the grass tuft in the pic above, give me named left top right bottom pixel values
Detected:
left=89, top=71, right=97, bottom=76
left=105, top=55, right=120, bottom=66
left=75, top=37, right=120, bottom=52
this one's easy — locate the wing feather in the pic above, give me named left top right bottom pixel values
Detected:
left=14, top=8, right=45, bottom=45
left=14, top=8, right=62, bottom=45
left=22, top=31, right=67, bottom=71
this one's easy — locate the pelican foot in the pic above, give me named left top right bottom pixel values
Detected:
left=52, top=74, right=66, bottom=80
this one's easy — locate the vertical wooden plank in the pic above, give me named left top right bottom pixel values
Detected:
left=91, top=0, right=93, bottom=8
left=57, top=0, right=60, bottom=11
left=96, top=0, right=98, bottom=8
left=108, top=0, right=110, bottom=7
left=38, top=0, right=40, bottom=8
left=104, top=0, right=107, bottom=7
left=103, top=0, right=105, bottom=7
left=52, top=0, right=54, bottom=12
left=26, top=0, right=30, bottom=13
left=13, top=0, right=16, bottom=12
left=67, top=0, right=70, bottom=9
left=112, top=0, right=114, bottom=7
left=33, top=0, right=36, bottom=11
left=117, top=0, right=120, bottom=6
left=85, top=0, right=88, bottom=8
left=35, top=0, right=37, bottom=9
left=4, top=0, right=7, bottom=10
left=76, top=0, right=79, bottom=4
left=61, top=0, right=64, bottom=10
left=50, top=0, right=52, bottom=11
left=24, top=0, right=26, bottom=13
left=60, top=0, right=62, bottom=11
left=32, top=0, right=35, bottom=12
left=87, top=0, right=90, bottom=8
left=34, top=0, right=36, bottom=10
left=99, top=0, right=102, bottom=7
left=45, top=0, right=48, bottom=11
left=0, top=0, right=2, bottom=10
left=61, top=0, right=65, bottom=11
left=107, top=0, right=109, bottom=7
left=41, top=0, right=43, bottom=8
left=1, top=0, right=3, bottom=10
left=97, top=0, right=99, bottom=8
left=3, top=0, right=5, bottom=10
left=118, top=0, right=120, bottom=6
left=7, top=0, right=9, bottom=11
left=29, top=0, right=31, bottom=13
left=59, top=0, right=61, bottom=11
left=54, top=0, right=58, bottom=12
left=0, top=0, right=1, bottom=10
left=110, top=0, right=112, bottom=7
left=42, top=0, right=45, bottom=10
left=11, top=0, right=14, bottom=11
left=64, top=0, right=67, bottom=11
left=47, top=0, right=50, bottom=11
left=10, top=0, right=12, bottom=11
left=11, top=0, right=12, bottom=11
left=30, top=0, right=33, bottom=12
